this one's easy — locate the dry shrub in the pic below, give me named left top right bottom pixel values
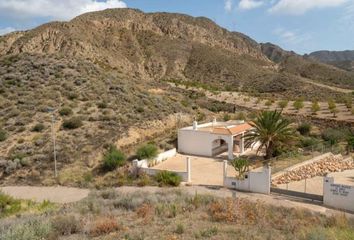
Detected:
left=89, top=217, right=120, bottom=236
left=208, top=198, right=263, bottom=224
left=136, top=203, right=154, bottom=222
left=326, top=214, right=349, bottom=229
left=208, top=198, right=238, bottom=222
left=51, top=214, right=81, bottom=236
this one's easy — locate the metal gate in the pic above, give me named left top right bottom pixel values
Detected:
left=271, top=187, right=323, bottom=202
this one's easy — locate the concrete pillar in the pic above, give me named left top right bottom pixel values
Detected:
left=223, top=160, right=228, bottom=186
left=193, top=121, right=198, bottom=130
left=239, top=133, right=245, bottom=154
left=228, top=136, right=234, bottom=160
left=132, top=160, right=139, bottom=177
left=187, top=157, right=191, bottom=183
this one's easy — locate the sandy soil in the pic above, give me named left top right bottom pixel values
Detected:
left=0, top=186, right=90, bottom=203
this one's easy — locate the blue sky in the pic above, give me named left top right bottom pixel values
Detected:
left=0, top=0, right=353, bottom=54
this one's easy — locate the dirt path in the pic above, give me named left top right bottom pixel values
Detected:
left=299, top=77, right=353, bottom=94
left=0, top=186, right=90, bottom=204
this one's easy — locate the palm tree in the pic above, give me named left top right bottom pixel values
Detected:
left=243, top=110, right=294, bottom=160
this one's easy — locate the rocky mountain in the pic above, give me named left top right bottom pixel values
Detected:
left=261, top=43, right=354, bottom=89
left=305, top=50, right=354, bottom=72
left=0, top=8, right=353, bottom=185
left=306, top=50, right=354, bottom=62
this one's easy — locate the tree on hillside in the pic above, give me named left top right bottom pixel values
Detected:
left=277, top=100, right=288, bottom=111
left=328, top=99, right=338, bottom=118
left=243, top=111, right=294, bottom=160
left=311, top=101, right=320, bottom=115
left=265, top=100, right=272, bottom=109
left=344, top=97, right=352, bottom=111
left=293, top=100, right=304, bottom=112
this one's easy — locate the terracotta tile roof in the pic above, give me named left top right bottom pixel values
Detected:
left=211, top=123, right=253, bottom=135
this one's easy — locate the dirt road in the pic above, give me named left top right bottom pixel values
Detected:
left=0, top=186, right=90, bottom=204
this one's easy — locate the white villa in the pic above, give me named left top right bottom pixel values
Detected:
left=178, top=119, right=254, bottom=160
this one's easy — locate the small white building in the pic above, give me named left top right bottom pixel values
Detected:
left=178, top=119, right=254, bottom=160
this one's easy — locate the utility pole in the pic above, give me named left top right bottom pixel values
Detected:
left=48, top=108, right=57, bottom=178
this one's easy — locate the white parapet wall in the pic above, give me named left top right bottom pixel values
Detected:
left=223, top=161, right=271, bottom=195
left=132, top=149, right=190, bottom=183
left=323, top=177, right=354, bottom=212
left=134, top=148, right=177, bottom=168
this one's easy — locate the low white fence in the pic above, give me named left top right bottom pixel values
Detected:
left=223, top=160, right=271, bottom=195
left=132, top=149, right=191, bottom=182
left=323, top=177, right=354, bottom=212
left=134, top=148, right=177, bottom=168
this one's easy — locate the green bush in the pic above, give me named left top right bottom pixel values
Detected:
left=297, top=123, right=311, bottom=136
left=223, top=113, right=231, bottom=121
left=59, top=107, right=73, bottom=116
left=322, top=129, right=349, bottom=145
left=154, top=171, right=182, bottom=187
left=103, top=146, right=126, bottom=171
left=293, top=100, right=304, bottom=111
left=97, top=102, right=107, bottom=109
left=300, top=137, right=320, bottom=148
left=62, top=117, right=83, bottom=129
left=32, top=123, right=45, bottom=132
left=0, top=191, right=21, bottom=218
left=0, top=129, right=7, bottom=142
left=136, top=144, right=158, bottom=160
left=347, top=135, right=354, bottom=152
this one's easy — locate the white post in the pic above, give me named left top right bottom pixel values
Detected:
left=193, top=121, right=198, bottom=130
left=187, top=157, right=191, bottom=183
left=240, top=133, right=245, bottom=154
left=223, top=160, right=228, bottom=187
left=228, top=136, right=234, bottom=160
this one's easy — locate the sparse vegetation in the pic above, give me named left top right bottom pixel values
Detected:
left=1, top=189, right=354, bottom=239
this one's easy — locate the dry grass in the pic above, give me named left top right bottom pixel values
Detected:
left=1, top=189, right=353, bottom=239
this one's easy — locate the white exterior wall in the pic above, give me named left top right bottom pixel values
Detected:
left=323, top=177, right=354, bottom=212
left=178, top=129, right=232, bottom=158
left=224, top=161, right=271, bottom=195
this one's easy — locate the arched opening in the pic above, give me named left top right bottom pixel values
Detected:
left=211, top=139, right=228, bottom=156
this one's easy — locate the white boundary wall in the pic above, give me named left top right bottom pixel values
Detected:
left=134, top=148, right=177, bottom=168
left=323, top=177, right=354, bottom=212
left=133, top=149, right=190, bottom=182
left=223, top=161, right=271, bottom=195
